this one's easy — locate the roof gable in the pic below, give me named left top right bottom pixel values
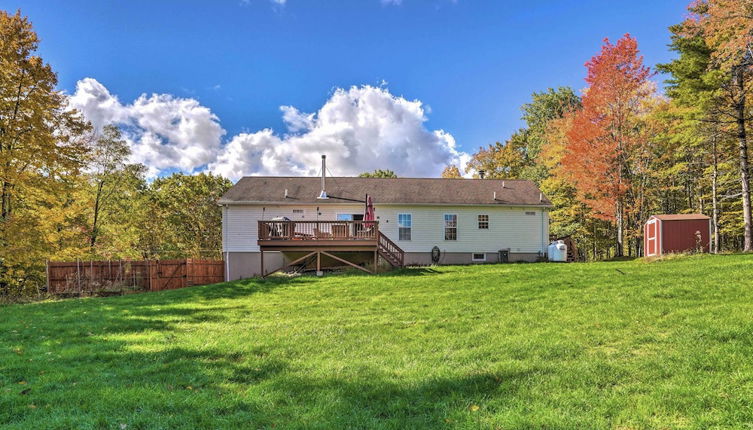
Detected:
left=651, top=214, right=710, bottom=221
left=219, top=177, right=552, bottom=207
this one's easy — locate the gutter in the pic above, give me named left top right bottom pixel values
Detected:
left=217, top=200, right=554, bottom=209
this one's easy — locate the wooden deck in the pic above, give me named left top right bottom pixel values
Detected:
left=257, top=220, right=404, bottom=275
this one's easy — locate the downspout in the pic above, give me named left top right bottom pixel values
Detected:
left=539, top=193, right=547, bottom=257
left=541, top=209, right=546, bottom=256
left=224, top=251, right=229, bottom=281
left=222, top=205, right=230, bottom=281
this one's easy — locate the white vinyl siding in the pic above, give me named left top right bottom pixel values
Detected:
left=375, top=205, right=548, bottom=254
left=222, top=203, right=549, bottom=254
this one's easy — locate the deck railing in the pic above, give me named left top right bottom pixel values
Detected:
left=258, top=220, right=379, bottom=241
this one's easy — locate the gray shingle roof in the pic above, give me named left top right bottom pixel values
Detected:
left=652, top=214, right=710, bottom=221
left=219, top=177, right=552, bottom=207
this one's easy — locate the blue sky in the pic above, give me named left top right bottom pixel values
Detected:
left=4, top=0, right=689, bottom=178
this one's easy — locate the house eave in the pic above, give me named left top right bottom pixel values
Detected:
left=218, top=200, right=554, bottom=209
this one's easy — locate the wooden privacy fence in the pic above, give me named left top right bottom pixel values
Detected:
left=46, top=259, right=225, bottom=295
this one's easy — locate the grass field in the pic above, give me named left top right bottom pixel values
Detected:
left=1, top=255, right=753, bottom=429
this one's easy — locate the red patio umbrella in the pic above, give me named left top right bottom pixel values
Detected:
left=364, top=194, right=375, bottom=228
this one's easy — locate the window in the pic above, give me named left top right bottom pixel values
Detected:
left=398, top=213, right=412, bottom=241
left=292, top=209, right=304, bottom=214
left=472, top=252, right=486, bottom=262
left=525, top=211, right=536, bottom=216
left=478, top=214, right=489, bottom=229
left=444, top=214, right=457, bottom=241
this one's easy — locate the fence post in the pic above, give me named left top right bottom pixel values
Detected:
left=76, top=259, right=81, bottom=295
left=185, top=258, right=191, bottom=288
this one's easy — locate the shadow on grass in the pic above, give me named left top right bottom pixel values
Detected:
left=2, top=335, right=526, bottom=428
left=1, top=265, right=527, bottom=428
left=0, top=263, right=548, bottom=428
left=379, top=267, right=443, bottom=277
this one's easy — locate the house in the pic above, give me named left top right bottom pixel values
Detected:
left=644, top=214, right=711, bottom=257
left=219, top=161, right=553, bottom=279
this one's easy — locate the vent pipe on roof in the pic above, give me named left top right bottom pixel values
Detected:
left=479, top=169, right=486, bottom=179
left=317, top=154, right=328, bottom=199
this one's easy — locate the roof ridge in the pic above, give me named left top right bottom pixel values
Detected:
left=240, top=176, right=533, bottom=181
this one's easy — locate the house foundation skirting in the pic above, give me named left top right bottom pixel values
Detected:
left=225, top=251, right=283, bottom=281
left=225, top=250, right=540, bottom=280
left=403, top=251, right=539, bottom=266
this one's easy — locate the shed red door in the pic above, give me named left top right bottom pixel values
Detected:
left=645, top=218, right=658, bottom=256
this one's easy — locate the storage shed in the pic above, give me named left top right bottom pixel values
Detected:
left=644, top=214, right=711, bottom=257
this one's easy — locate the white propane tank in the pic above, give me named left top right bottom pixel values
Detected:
left=548, top=240, right=568, bottom=262
left=547, top=241, right=557, bottom=261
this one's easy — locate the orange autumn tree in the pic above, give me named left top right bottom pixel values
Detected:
left=685, top=0, right=753, bottom=69
left=561, top=34, right=654, bottom=257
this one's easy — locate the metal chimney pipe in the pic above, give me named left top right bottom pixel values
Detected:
left=318, top=154, right=328, bottom=199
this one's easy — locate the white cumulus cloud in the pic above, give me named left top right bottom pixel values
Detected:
left=69, top=78, right=467, bottom=180
left=209, top=85, right=467, bottom=180
left=69, top=78, right=225, bottom=177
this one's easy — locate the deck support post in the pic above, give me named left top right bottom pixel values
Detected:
left=260, top=249, right=264, bottom=278
left=316, top=251, right=322, bottom=276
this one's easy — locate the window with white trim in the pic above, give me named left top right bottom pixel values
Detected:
left=444, top=214, right=457, bottom=241
left=472, top=252, right=486, bottom=262
left=478, top=214, right=489, bottom=229
left=398, top=213, right=412, bottom=241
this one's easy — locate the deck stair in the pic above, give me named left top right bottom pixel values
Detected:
left=377, top=232, right=404, bottom=268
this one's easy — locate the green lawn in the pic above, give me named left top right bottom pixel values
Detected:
left=1, top=255, right=753, bottom=429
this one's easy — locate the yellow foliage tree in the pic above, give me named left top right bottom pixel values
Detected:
left=0, top=11, right=90, bottom=296
left=440, top=165, right=462, bottom=178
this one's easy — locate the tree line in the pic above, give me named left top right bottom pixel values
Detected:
left=3, top=2, right=752, bottom=298
left=0, top=11, right=230, bottom=299
left=443, top=0, right=753, bottom=259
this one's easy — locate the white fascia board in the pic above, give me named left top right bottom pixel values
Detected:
left=218, top=200, right=554, bottom=209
